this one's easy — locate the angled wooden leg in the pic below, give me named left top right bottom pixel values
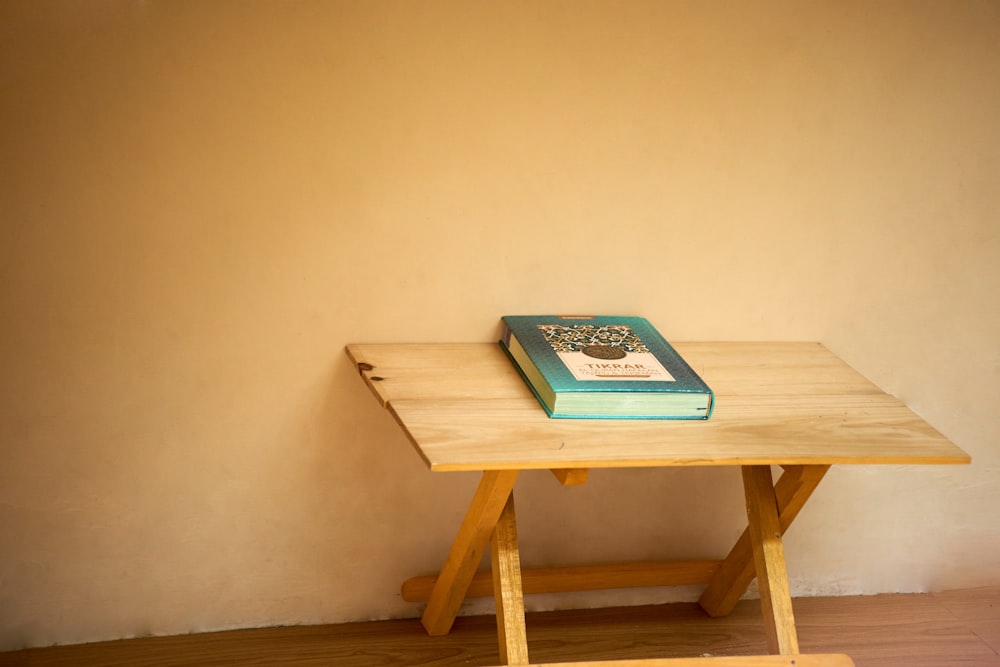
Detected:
left=743, top=464, right=798, bottom=654
left=422, top=470, right=520, bottom=636
left=700, top=465, right=829, bottom=618
left=491, top=493, right=529, bottom=665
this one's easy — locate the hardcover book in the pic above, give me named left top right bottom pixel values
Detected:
left=499, top=315, right=714, bottom=419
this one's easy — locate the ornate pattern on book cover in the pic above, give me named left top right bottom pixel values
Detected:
left=538, top=324, right=675, bottom=382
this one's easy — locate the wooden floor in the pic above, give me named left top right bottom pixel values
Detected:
left=2, top=587, right=998, bottom=667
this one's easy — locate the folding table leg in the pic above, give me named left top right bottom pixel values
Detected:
left=491, top=493, right=529, bottom=665
left=422, top=470, right=520, bottom=636
left=699, top=465, right=829, bottom=621
left=743, top=464, right=798, bottom=654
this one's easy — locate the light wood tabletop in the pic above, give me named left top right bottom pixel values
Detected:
left=346, top=342, right=969, bottom=471
left=345, top=341, right=970, bottom=666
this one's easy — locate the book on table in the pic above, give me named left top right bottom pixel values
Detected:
left=499, top=315, right=714, bottom=420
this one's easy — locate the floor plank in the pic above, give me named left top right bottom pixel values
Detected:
left=933, top=587, right=1000, bottom=655
left=1, top=588, right=997, bottom=667
left=793, top=593, right=1000, bottom=665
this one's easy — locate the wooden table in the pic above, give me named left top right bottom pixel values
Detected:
left=345, top=342, right=970, bottom=666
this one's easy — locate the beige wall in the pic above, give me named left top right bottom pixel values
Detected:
left=2, top=0, right=998, bottom=651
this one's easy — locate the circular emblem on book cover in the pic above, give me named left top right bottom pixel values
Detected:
left=581, top=344, right=627, bottom=360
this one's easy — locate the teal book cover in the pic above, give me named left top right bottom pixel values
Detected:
left=499, top=315, right=714, bottom=420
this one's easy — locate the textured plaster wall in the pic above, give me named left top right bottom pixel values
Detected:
left=1, top=0, right=998, bottom=651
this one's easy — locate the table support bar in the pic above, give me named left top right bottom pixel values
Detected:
left=403, top=560, right=722, bottom=602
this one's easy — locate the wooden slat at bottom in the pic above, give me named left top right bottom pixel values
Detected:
left=402, top=560, right=722, bottom=602
left=499, top=655, right=854, bottom=667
